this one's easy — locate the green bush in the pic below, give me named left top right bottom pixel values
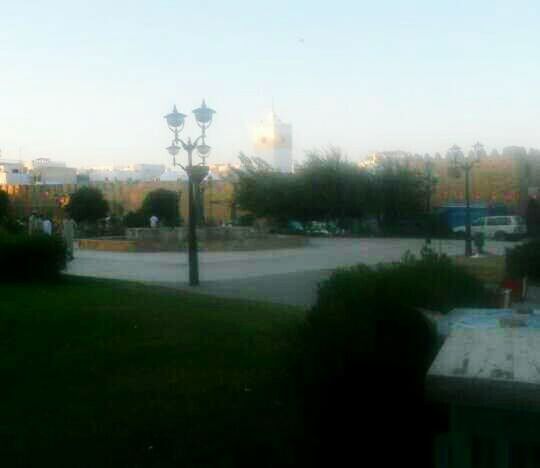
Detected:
left=506, top=240, right=540, bottom=280
left=297, top=247, right=489, bottom=466
left=315, top=246, right=489, bottom=314
left=236, top=213, right=256, bottom=226
left=123, top=210, right=147, bottom=228
left=0, top=234, right=67, bottom=281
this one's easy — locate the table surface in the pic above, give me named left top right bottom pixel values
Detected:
left=427, top=328, right=540, bottom=411
left=435, top=308, right=540, bottom=338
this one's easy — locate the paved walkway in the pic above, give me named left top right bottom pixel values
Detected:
left=67, top=237, right=516, bottom=308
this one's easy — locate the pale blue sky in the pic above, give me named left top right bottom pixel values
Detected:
left=1, top=0, right=539, bottom=167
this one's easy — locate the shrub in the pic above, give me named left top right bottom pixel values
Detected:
left=315, top=246, right=489, bottom=315
left=506, top=240, right=540, bottom=280
left=0, top=234, right=67, bottom=281
left=300, top=275, right=439, bottom=466
left=297, top=247, right=489, bottom=466
left=0, top=190, right=10, bottom=223
left=236, top=213, right=255, bottom=226
left=123, top=210, right=147, bottom=228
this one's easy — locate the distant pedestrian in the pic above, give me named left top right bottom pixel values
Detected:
left=62, top=217, right=76, bottom=260
left=42, top=217, right=52, bottom=235
left=28, top=211, right=39, bottom=235
left=150, top=214, right=159, bottom=228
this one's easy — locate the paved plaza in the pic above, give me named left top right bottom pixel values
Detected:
left=67, top=237, right=515, bottom=308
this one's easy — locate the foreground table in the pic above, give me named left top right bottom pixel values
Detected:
left=426, top=328, right=540, bottom=468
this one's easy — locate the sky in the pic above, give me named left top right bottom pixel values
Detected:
left=1, top=0, right=539, bottom=168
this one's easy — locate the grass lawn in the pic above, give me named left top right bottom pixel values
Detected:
left=0, top=277, right=306, bottom=467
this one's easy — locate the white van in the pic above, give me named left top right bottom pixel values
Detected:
left=453, top=215, right=527, bottom=241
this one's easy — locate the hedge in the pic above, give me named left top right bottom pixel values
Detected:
left=506, top=240, right=540, bottom=280
left=297, top=246, right=489, bottom=467
left=0, top=234, right=67, bottom=281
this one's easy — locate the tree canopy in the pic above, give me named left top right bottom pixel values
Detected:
left=0, top=190, right=10, bottom=223
left=140, top=189, right=181, bottom=227
left=234, top=148, right=427, bottom=228
left=66, top=187, right=109, bottom=223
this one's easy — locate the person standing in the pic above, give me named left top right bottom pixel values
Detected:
left=62, top=216, right=76, bottom=260
left=28, top=211, right=39, bottom=235
left=42, top=217, right=53, bottom=235
left=150, top=214, right=159, bottom=228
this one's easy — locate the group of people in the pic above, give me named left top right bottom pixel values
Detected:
left=28, top=212, right=76, bottom=260
left=28, top=212, right=53, bottom=236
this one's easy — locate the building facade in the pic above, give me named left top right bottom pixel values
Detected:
left=0, top=160, right=31, bottom=185
left=27, top=158, right=77, bottom=185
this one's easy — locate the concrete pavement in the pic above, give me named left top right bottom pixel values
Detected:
left=67, top=237, right=516, bottom=308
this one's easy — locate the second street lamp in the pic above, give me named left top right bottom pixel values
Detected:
left=164, top=100, right=216, bottom=286
left=447, top=143, right=483, bottom=257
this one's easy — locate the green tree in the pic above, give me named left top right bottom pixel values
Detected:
left=0, top=190, right=10, bottom=224
left=235, top=148, right=373, bottom=226
left=234, top=154, right=296, bottom=222
left=294, top=147, right=373, bottom=225
left=234, top=148, right=426, bottom=231
left=140, top=189, right=180, bottom=226
left=372, top=160, right=426, bottom=229
left=66, top=187, right=109, bottom=223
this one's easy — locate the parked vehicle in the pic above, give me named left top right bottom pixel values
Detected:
left=305, top=221, right=330, bottom=237
left=453, top=215, right=527, bottom=241
left=270, top=220, right=305, bottom=235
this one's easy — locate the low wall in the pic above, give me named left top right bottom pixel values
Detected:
left=78, top=239, right=138, bottom=252
left=126, top=226, right=269, bottom=243
left=79, top=233, right=307, bottom=252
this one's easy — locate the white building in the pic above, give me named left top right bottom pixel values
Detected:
left=159, top=168, right=186, bottom=181
left=26, top=158, right=77, bottom=185
left=252, top=112, right=293, bottom=173
left=0, top=160, right=31, bottom=185
left=83, top=164, right=166, bottom=183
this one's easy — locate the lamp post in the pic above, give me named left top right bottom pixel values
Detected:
left=164, top=100, right=215, bottom=286
left=423, top=159, right=438, bottom=243
left=447, top=143, right=483, bottom=257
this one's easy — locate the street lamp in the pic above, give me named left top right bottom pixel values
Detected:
left=447, top=143, right=483, bottom=257
left=164, top=100, right=216, bottom=286
left=423, top=158, right=438, bottom=243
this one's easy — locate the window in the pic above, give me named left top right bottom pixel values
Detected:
left=487, top=217, right=510, bottom=226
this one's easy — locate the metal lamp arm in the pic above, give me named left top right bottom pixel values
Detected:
left=197, top=120, right=212, bottom=132
left=192, top=134, right=205, bottom=147
left=173, top=158, right=186, bottom=171
left=168, top=122, right=185, bottom=134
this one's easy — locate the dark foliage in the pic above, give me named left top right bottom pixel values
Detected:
left=124, top=210, right=147, bottom=228
left=0, top=233, right=66, bottom=281
left=236, top=213, right=256, bottom=226
left=506, top=240, right=540, bottom=280
left=297, top=248, right=490, bottom=466
left=0, top=190, right=24, bottom=234
left=66, top=187, right=109, bottom=223
left=234, top=149, right=428, bottom=231
left=526, top=198, right=540, bottom=237
left=314, top=247, right=489, bottom=314
left=140, top=189, right=181, bottom=227
left=0, top=190, right=9, bottom=222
